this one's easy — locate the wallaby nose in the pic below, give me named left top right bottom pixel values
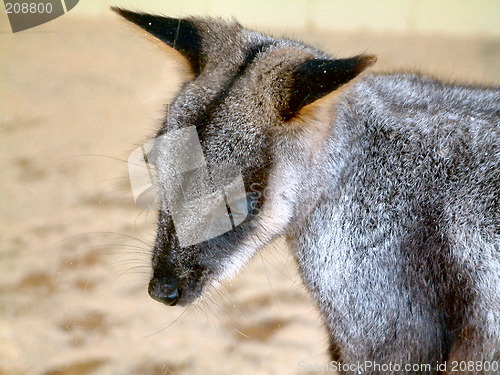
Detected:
left=148, top=277, right=180, bottom=306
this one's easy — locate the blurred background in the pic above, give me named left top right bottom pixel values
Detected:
left=1, top=1, right=499, bottom=374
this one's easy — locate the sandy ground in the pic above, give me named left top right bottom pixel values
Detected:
left=1, top=11, right=499, bottom=375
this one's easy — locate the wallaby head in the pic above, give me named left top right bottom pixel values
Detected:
left=112, top=8, right=375, bottom=306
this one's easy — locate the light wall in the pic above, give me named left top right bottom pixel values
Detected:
left=70, top=0, right=500, bottom=37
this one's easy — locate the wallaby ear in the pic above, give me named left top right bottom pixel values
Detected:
left=282, top=55, right=376, bottom=121
left=111, top=7, right=203, bottom=75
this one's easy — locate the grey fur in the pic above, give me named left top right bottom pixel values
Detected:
left=114, top=8, right=500, bottom=373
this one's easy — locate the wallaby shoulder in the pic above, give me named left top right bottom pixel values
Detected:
left=321, top=73, right=499, bottom=226
left=338, top=73, right=499, bottom=133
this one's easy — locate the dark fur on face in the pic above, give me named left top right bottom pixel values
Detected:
left=114, top=8, right=499, bottom=372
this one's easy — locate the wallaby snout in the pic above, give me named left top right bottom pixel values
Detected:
left=148, top=276, right=181, bottom=306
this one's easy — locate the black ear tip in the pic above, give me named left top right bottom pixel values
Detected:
left=357, top=54, right=377, bottom=71
left=110, top=6, right=141, bottom=21
left=110, top=6, right=124, bottom=15
left=110, top=7, right=161, bottom=33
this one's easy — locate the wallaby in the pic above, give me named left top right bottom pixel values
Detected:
left=113, top=8, right=500, bottom=374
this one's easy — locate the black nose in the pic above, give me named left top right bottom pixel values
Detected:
left=148, top=277, right=180, bottom=306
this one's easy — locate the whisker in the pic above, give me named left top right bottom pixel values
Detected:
left=142, top=306, right=192, bottom=337
left=58, top=231, right=155, bottom=247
